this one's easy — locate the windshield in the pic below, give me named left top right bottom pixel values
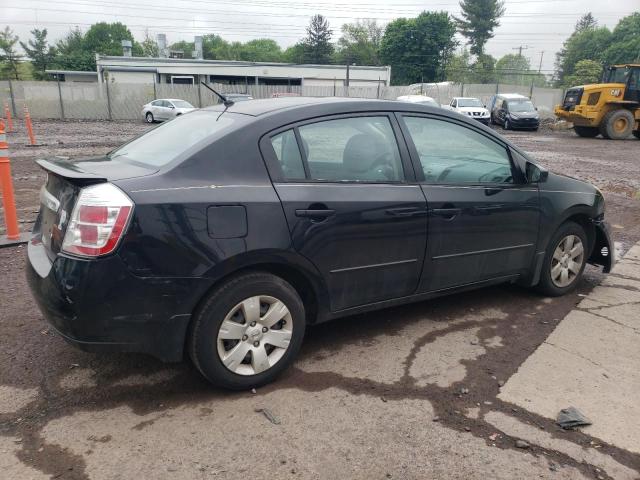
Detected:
left=604, top=67, right=630, bottom=84
left=457, top=98, right=483, bottom=108
left=508, top=100, right=535, bottom=112
left=171, top=100, right=194, bottom=108
left=109, top=110, right=237, bottom=167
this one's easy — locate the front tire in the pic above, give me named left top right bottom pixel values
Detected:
left=145, top=112, right=154, bottom=123
left=600, top=109, right=634, bottom=139
left=574, top=126, right=599, bottom=138
left=536, top=222, right=588, bottom=296
left=188, top=272, right=305, bottom=389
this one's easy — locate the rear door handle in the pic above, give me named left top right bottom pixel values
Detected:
left=385, top=207, right=428, bottom=217
left=295, top=209, right=336, bottom=219
left=430, top=208, right=462, bottom=220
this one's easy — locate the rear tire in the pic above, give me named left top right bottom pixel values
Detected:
left=188, top=272, right=305, bottom=389
left=599, top=109, right=634, bottom=140
left=574, top=126, right=599, bottom=138
left=536, top=222, right=588, bottom=297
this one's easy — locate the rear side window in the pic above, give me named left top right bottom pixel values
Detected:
left=403, top=116, right=513, bottom=184
left=270, top=129, right=305, bottom=180
left=109, top=110, right=238, bottom=167
left=298, top=116, right=404, bottom=182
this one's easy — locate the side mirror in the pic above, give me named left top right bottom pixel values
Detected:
left=535, top=107, right=538, bottom=111
left=170, top=105, right=175, bottom=109
left=526, top=162, right=548, bottom=183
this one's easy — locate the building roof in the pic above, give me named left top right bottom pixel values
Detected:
left=96, top=55, right=390, bottom=71
left=45, top=70, right=98, bottom=76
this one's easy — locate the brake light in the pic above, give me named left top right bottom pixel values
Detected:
left=62, top=183, right=134, bottom=257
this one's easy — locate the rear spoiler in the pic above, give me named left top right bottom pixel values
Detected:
left=36, top=158, right=107, bottom=185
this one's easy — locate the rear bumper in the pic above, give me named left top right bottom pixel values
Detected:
left=26, top=238, right=203, bottom=362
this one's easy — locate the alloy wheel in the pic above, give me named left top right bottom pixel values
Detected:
left=216, top=295, right=293, bottom=376
left=550, top=235, right=584, bottom=288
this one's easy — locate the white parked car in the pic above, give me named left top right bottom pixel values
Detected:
left=396, top=95, right=440, bottom=108
left=142, top=99, right=196, bottom=123
left=448, top=97, right=490, bottom=125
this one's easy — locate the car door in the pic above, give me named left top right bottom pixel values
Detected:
left=150, top=100, right=161, bottom=118
left=397, top=113, right=540, bottom=292
left=261, top=114, right=428, bottom=312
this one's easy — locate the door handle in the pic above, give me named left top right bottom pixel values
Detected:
left=385, top=207, right=428, bottom=217
left=295, top=208, right=336, bottom=219
left=430, top=208, right=462, bottom=220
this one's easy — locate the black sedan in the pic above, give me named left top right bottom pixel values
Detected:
left=27, top=97, right=613, bottom=389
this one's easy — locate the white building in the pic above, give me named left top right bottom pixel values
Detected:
left=95, top=55, right=391, bottom=87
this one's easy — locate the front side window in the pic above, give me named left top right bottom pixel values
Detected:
left=403, top=117, right=514, bottom=184
left=297, top=116, right=404, bottom=182
left=172, top=100, right=194, bottom=108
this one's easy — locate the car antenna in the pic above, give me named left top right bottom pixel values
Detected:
left=200, top=82, right=234, bottom=121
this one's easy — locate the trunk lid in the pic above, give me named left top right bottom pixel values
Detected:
left=34, top=156, right=155, bottom=259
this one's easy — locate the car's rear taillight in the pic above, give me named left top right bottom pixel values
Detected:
left=62, top=183, right=133, bottom=257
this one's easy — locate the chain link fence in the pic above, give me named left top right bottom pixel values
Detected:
left=0, top=80, right=564, bottom=121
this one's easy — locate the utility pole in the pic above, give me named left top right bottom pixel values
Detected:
left=538, top=51, right=545, bottom=73
left=512, top=45, right=530, bottom=58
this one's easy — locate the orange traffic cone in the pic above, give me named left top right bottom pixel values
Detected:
left=0, top=119, right=21, bottom=243
left=3, top=102, right=13, bottom=133
left=24, top=105, right=36, bottom=146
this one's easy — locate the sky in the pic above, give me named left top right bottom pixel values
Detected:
left=2, top=0, right=639, bottom=74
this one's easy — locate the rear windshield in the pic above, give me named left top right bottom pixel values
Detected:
left=109, top=110, right=238, bottom=167
left=172, top=100, right=194, bottom=108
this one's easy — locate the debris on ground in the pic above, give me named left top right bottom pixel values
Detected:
left=432, top=416, right=440, bottom=422
left=459, top=387, right=469, bottom=395
left=254, top=407, right=281, bottom=425
left=489, top=433, right=499, bottom=441
left=515, top=440, right=530, bottom=449
left=556, top=407, right=592, bottom=429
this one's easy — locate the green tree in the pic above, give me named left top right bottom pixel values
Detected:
left=303, top=14, right=334, bottom=64
left=470, top=53, right=496, bottom=83
left=454, top=0, right=505, bottom=56
left=140, top=31, right=158, bottom=57
left=495, top=53, right=531, bottom=84
left=0, top=26, right=22, bottom=80
left=283, top=42, right=306, bottom=63
left=444, top=48, right=472, bottom=83
left=169, top=40, right=195, bottom=58
left=83, top=22, right=136, bottom=56
left=575, top=12, right=597, bottom=32
left=380, top=11, right=457, bottom=85
left=52, top=28, right=95, bottom=71
left=20, top=28, right=54, bottom=80
left=564, top=59, right=603, bottom=87
left=335, top=20, right=383, bottom=66
left=604, top=12, right=640, bottom=65
left=554, top=16, right=611, bottom=86
left=240, top=39, right=283, bottom=62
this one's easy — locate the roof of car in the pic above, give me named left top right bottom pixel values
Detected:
left=453, top=97, right=481, bottom=100
left=496, top=93, right=529, bottom=99
left=203, top=96, right=385, bottom=116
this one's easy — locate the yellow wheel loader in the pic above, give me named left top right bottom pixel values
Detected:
left=555, top=64, right=640, bottom=140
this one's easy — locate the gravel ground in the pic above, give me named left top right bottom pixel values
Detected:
left=0, top=119, right=639, bottom=479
